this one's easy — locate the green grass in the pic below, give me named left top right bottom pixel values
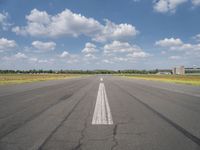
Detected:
left=0, top=74, right=85, bottom=85
left=118, top=74, right=200, bottom=86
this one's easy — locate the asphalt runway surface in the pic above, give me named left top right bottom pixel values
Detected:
left=0, top=75, right=200, bottom=150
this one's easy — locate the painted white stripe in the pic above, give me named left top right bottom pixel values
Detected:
left=100, top=78, right=103, bottom=81
left=92, top=83, right=113, bottom=125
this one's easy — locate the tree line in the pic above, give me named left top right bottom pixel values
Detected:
left=1, top=69, right=199, bottom=74
left=0, top=69, right=163, bottom=74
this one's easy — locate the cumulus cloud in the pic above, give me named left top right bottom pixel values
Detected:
left=0, top=12, right=11, bottom=30
left=59, top=51, right=79, bottom=63
left=103, top=40, right=143, bottom=54
left=82, top=42, right=98, bottom=54
left=12, top=9, right=137, bottom=42
left=32, top=41, right=56, bottom=51
left=155, top=37, right=200, bottom=57
left=153, top=0, right=187, bottom=13
left=155, top=38, right=183, bottom=47
left=81, top=42, right=98, bottom=60
left=92, top=19, right=138, bottom=42
left=103, top=41, right=150, bottom=62
left=0, top=38, right=17, bottom=51
left=60, top=51, right=70, bottom=58
left=12, top=9, right=102, bottom=37
left=26, top=8, right=50, bottom=24
left=14, top=52, right=28, bottom=59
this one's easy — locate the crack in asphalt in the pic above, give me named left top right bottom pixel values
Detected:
left=73, top=93, right=95, bottom=150
left=111, top=124, right=118, bottom=150
left=110, top=120, right=134, bottom=150
left=86, top=137, right=111, bottom=142
left=38, top=82, right=94, bottom=150
left=73, top=112, right=90, bottom=150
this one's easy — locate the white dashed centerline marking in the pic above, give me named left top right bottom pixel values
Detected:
left=92, top=81, right=113, bottom=125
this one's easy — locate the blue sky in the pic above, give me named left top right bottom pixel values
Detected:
left=0, top=0, right=200, bottom=70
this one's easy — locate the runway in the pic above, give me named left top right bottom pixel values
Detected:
left=0, top=75, right=200, bottom=150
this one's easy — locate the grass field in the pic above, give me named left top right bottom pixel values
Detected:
left=120, top=74, right=200, bottom=86
left=0, top=74, right=84, bottom=85
left=1, top=73, right=200, bottom=86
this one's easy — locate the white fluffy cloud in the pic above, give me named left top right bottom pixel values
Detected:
left=59, top=51, right=79, bottom=63
left=104, top=40, right=142, bottom=54
left=155, top=37, right=200, bottom=57
left=12, top=9, right=137, bottom=42
left=82, top=42, right=98, bottom=54
left=153, top=0, right=187, bottom=13
left=12, top=9, right=102, bottom=37
left=26, top=9, right=50, bottom=24
left=60, top=51, right=70, bottom=58
left=0, top=38, right=17, bottom=51
left=155, top=38, right=183, bottom=47
left=81, top=42, right=98, bottom=60
left=14, top=52, right=28, bottom=59
left=103, top=41, right=150, bottom=62
left=92, top=19, right=138, bottom=42
left=32, top=41, right=56, bottom=51
left=153, top=0, right=200, bottom=13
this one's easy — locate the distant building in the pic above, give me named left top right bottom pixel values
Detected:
left=172, top=66, right=185, bottom=75
left=185, top=67, right=200, bottom=74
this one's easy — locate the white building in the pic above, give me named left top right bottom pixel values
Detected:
left=172, top=66, right=185, bottom=75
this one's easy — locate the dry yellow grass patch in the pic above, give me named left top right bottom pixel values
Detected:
left=0, top=74, right=84, bottom=85
left=121, top=74, right=200, bottom=86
